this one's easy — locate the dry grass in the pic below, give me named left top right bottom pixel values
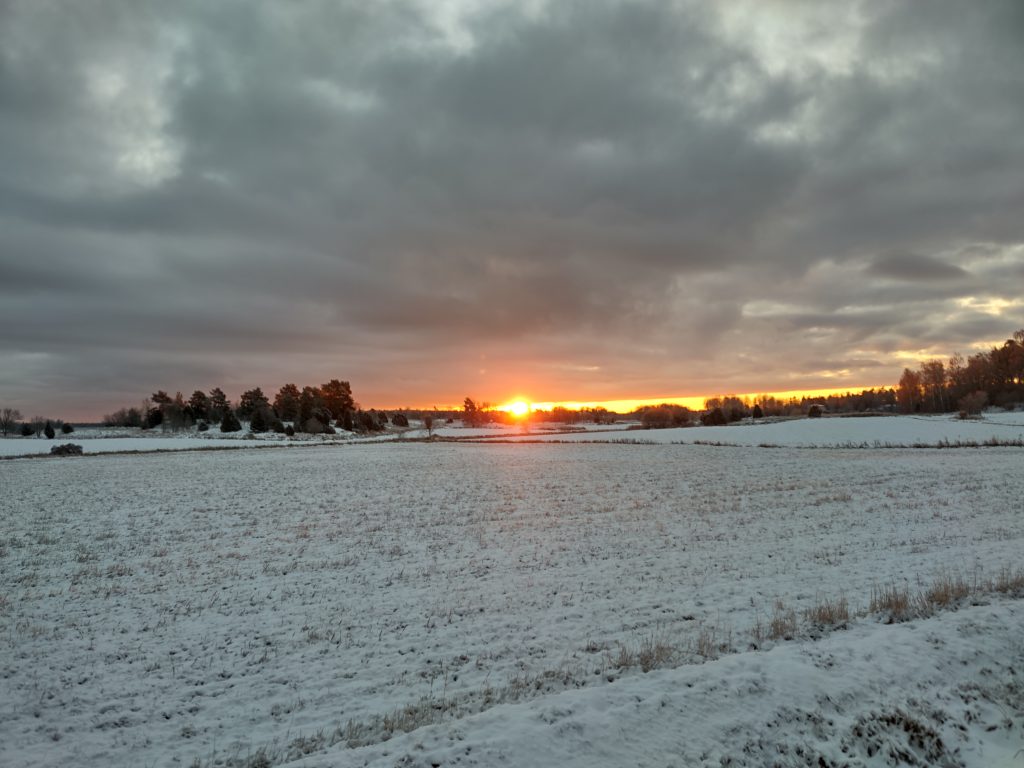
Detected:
left=869, top=584, right=922, bottom=622
left=194, top=567, right=1024, bottom=766
left=612, top=634, right=676, bottom=672
left=769, top=599, right=798, bottom=640
left=870, top=568, right=1024, bottom=623
left=803, top=595, right=850, bottom=627
left=992, top=567, right=1024, bottom=594
left=923, top=573, right=972, bottom=607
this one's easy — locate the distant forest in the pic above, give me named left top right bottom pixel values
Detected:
left=630, top=328, right=1024, bottom=428
left=2, top=330, right=1021, bottom=437
left=102, top=380, right=390, bottom=435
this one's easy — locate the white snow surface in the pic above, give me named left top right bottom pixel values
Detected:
left=497, top=414, right=1024, bottom=447
left=3, top=413, right=1022, bottom=457
left=0, top=428, right=355, bottom=457
left=2, top=441, right=1023, bottom=767
left=334, top=599, right=1024, bottom=767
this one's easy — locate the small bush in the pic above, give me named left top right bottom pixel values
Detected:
left=958, top=390, right=988, bottom=416
left=197, top=421, right=209, bottom=432
left=50, top=443, right=83, bottom=456
left=284, top=425, right=295, bottom=436
left=250, top=409, right=269, bottom=433
left=391, top=413, right=409, bottom=427
left=700, top=407, right=727, bottom=426
left=61, top=423, right=74, bottom=434
left=220, top=411, right=242, bottom=432
left=302, top=417, right=325, bottom=434
left=20, top=423, right=33, bottom=437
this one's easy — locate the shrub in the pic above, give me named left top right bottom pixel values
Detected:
left=807, top=404, right=824, bottom=418
left=302, top=417, right=325, bottom=434
left=220, top=411, right=242, bottom=432
left=700, top=407, right=726, bottom=426
left=639, top=404, right=692, bottom=429
left=44, top=421, right=55, bottom=439
left=197, top=421, right=209, bottom=432
left=391, top=413, right=409, bottom=427
left=20, top=423, right=33, bottom=437
left=50, top=443, right=83, bottom=456
left=270, top=418, right=285, bottom=433
left=958, top=390, right=987, bottom=416
left=284, top=425, right=295, bottom=436
left=250, top=408, right=269, bottom=433
left=61, top=423, right=74, bottom=434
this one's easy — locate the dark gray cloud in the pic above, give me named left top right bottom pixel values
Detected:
left=867, top=251, right=968, bottom=282
left=2, top=0, right=1023, bottom=418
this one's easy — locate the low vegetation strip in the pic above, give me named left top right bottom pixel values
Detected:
left=187, top=570, right=1024, bottom=766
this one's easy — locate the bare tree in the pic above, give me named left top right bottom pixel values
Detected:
left=920, top=360, right=947, bottom=412
left=896, top=368, right=923, bottom=413
left=0, top=407, right=21, bottom=436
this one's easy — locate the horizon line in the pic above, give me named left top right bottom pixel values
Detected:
left=378, top=385, right=894, bottom=414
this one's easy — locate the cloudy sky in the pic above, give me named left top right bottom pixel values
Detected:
left=2, top=0, right=1023, bottom=419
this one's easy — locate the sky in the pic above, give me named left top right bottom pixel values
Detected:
left=2, top=0, right=1023, bottom=420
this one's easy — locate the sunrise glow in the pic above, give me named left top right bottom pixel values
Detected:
left=478, top=386, right=891, bottom=417
left=504, top=400, right=531, bottom=418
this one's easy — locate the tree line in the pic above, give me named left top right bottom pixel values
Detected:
left=0, top=408, right=74, bottom=438
left=102, top=379, right=406, bottom=435
left=629, top=392, right=891, bottom=429
left=5, top=330, right=1022, bottom=437
left=895, top=329, right=1024, bottom=415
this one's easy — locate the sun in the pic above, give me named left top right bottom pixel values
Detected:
left=508, top=400, right=530, bottom=418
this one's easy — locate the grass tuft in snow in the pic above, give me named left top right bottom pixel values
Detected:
left=803, top=594, right=850, bottom=627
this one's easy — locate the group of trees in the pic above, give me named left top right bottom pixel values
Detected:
left=460, top=397, right=616, bottom=426
left=13, top=329, right=1022, bottom=439
left=0, top=408, right=74, bottom=438
left=896, top=330, right=1024, bottom=415
left=103, top=379, right=390, bottom=435
left=629, top=388, right=904, bottom=430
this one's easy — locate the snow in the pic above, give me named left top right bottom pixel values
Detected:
left=0, top=427, right=357, bottom=457
left=496, top=413, right=1024, bottom=447
left=2, top=437, right=1022, bottom=767
left=333, top=599, right=1024, bottom=767
left=4, top=413, right=1020, bottom=457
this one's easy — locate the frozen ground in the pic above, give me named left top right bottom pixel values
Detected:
left=0, top=428, right=354, bottom=457
left=2, top=413, right=1022, bottom=456
left=1, top=441, right=1022, bottom=767
left=498, top=413, right=1024, bottom=448
left=336, top=599, right=1024, bottom=767
left=0, top=421, right=628, bottom=457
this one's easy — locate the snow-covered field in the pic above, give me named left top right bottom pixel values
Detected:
left=499, top=413, right=1024, bottom=448
left=3, top=412, right=1023, bottom=457
left=0, top=428, right=354, bottom=457
left=2, top=437, right=1022, bottom=767
left=0, top=421, right=633, bottom=457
